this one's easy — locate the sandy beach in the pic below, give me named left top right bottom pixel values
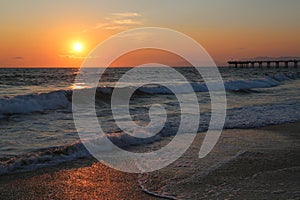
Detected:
left=0, top=122, right=299, bottom=200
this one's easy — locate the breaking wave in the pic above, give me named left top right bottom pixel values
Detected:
left=0, top=73, right=297, bottom=116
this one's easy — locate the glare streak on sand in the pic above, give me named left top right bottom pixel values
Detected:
left=0, top=159, right=159, bottom=200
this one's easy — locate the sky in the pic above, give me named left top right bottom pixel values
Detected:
left=0, top=0, right=300, bottom=67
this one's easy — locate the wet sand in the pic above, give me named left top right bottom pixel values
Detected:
left=140, top=122, right=300, bottom=199
left=0, top=122, right=299, bottom=200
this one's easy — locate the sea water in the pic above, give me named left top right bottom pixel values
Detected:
left=0, top=67, right=299, bottom=175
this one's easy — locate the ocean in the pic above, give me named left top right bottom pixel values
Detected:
left=0, top=67, right=300, bottom=175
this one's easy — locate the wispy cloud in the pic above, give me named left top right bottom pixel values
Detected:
left=92, top=22, right=109, bottom=30
left=11, top=56, right=24, bottom=60
left=113, top=19, right=142, bottom=26
left=59, top=54, right=101, bottom=60
left=82, top=12, right=143, bottom=32
left=112, top=12, right=141, bottom=18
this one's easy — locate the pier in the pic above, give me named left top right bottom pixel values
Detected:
left=228, top=59, right=299, bottom=68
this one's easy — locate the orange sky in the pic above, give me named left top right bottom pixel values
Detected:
left=1, top=0, right=300, bottom=67
left=109, top=49, right=192, bottom=67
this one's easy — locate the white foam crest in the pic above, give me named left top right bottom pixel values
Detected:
left=0, top=141, right=89, bottom=175
left=225, top=101, right=300, bottom=128
left=0, top=129, right=162, bottom=175
left=134, top=73, right=296, bottom=94
left=0, top=90, right=70, bottom=115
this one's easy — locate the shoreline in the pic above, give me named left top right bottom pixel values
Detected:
left=0, top=122, right=299, bottom=199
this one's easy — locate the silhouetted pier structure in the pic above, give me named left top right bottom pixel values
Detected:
left=228, top=60, right=299, bottom=68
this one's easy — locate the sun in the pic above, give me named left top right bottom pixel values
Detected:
left=73, top=42, right=83, bottom=52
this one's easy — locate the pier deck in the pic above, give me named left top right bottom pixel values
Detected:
left=228, top=60, right=299, bottom=68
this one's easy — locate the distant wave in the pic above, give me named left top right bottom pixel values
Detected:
left=0, top=73, right=297, bottom=116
